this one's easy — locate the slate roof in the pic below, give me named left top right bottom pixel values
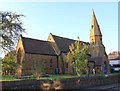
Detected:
left=51, top=34, right=89, bottom=53
left=22, top=37, right=57, bottom=56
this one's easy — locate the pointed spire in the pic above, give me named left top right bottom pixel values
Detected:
left=91, top=9, right=98, bottom=27
left=90, top=9, right=102, bottom=36
left=92, top=9, right=94, bottom=18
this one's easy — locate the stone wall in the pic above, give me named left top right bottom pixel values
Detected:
left=1, top=74, right=120, bottom=90
left=16, top=37, right=25, bottom=64
left=60, top=52, right=74, bottom=74
left=47, top=34, right=74, bottom=74
left=22, top=53, right=57, bottom=75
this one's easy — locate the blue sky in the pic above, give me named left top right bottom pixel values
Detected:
left=0, top=1, right=118, bottom=57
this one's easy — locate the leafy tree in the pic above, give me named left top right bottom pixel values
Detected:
left=1, top=51, right=18, bottom=75
left=0, top=11, right=25, bottom=51
left=31, top=61, right=46, bottom=79
left=66, top=39, right=89, bottom=76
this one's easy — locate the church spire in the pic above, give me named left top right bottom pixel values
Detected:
left=90, top=9, right=102, bottom=38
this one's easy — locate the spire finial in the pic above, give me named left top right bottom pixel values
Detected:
left=92, top=9, right=95, bottom=16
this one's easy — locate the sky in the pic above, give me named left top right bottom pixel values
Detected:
left=0, top=1, right=118, bottom=57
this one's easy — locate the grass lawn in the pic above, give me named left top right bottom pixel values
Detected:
left=1, top=72, right=120, bottom=81
left=0, top=74, right=78, bottom=81
left=110, top=71, right=120, bottom=75
left=0, top=75, right=20, bottom=81
left=42, top=74, right=78, bottom=79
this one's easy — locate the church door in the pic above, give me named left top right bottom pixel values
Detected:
left=104, top=63, right=107, bottom=74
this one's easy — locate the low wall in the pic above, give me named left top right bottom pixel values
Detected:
left=1, top=74, right=120, bottom=90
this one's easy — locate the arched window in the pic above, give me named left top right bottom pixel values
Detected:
left=65, top=62, right=68, bottom=68
left=17, top=48, right=22, bottom=64
left=50, top=59, right=52, bottom=67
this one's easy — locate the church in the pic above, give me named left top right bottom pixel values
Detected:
left=16, top=10, right=110, bottom=76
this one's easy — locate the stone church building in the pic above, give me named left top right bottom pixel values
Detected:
left=16, top=10, right=110, bottom=75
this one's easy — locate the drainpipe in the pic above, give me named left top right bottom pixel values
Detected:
left=56, top=56, right=59, bottom=74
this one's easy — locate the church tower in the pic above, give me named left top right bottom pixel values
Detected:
left=89, top=9, right=110, bottom=74
left=89, top=9, right=105, bottom=58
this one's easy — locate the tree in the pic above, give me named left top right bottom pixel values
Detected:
left=0, top=11, right=25, bottom=51
left=31, top=61, right=46, bottom=79
left=66, top=38, right=89, bottom=76
left=1, top=51, right=18, bottom=75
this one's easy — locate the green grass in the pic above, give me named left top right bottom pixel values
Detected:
left=110, top=71, right=120, bottom=75
left=0, top=75, right=20, bottom=81
left=1, top=72, right=120, bottom=81
left=41, top=74, right=78, bottom=80
left=0, top=74, right=78, bottom=81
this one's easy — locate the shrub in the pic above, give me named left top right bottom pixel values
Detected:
left=31, top=61, right=46, bottom=79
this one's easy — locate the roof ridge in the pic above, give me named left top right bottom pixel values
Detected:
left=22, top=36, right=47, bottom=42
left=52, top=34, right=89, bottom=43
left=52, top=34, right=76, bottom=41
